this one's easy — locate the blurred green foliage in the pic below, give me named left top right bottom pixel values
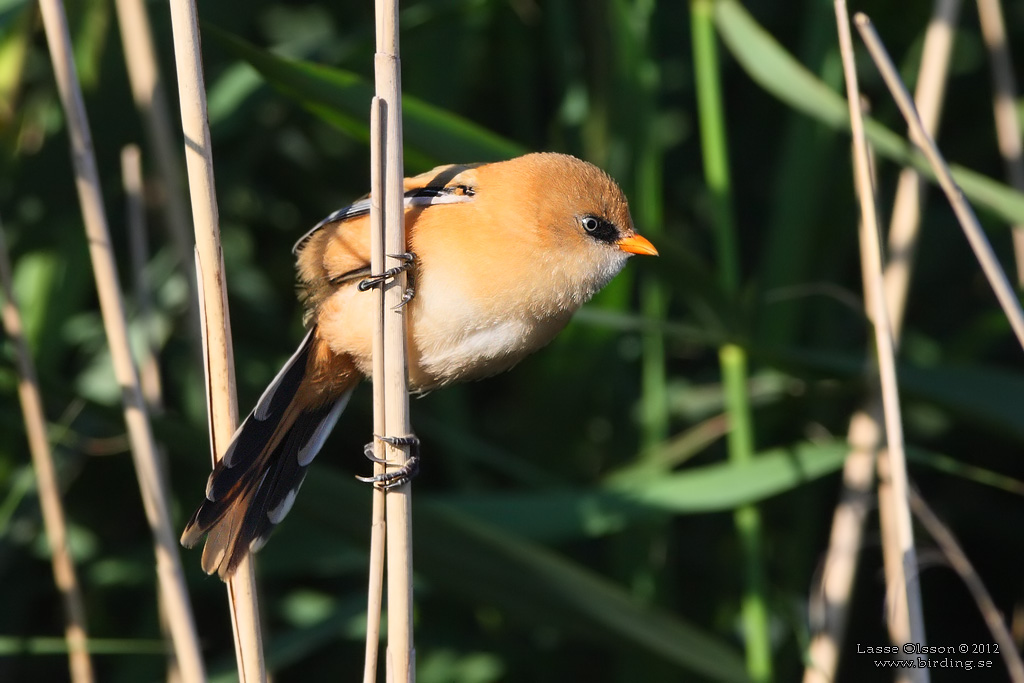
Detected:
left=3, top=1, right=1024, bottom=681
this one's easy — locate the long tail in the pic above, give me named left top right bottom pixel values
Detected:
left=180, top=328, right=356, bottom=579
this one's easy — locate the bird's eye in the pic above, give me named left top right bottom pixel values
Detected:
left=578, top=215, right=619, bottom=244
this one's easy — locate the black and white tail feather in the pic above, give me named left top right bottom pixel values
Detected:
left=180, top=328, right=352, bottom=578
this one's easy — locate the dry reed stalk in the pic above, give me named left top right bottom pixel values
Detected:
left=123, top=145, right=164, bottom=412
left=883, top=0, right=960, bottom=339
left=809, top=119, right=888, bottom=683
left=854, top=14, right=1024, bottom=351
left=842, top=17, right=1024, bottom=663
left=804, top=4, right=960, bottom=679
left=362, top=469, right=387, bottom=683
left=362, top=98, right=388, bottom=683
left=370, top=0, right=415, bottom=680
left=976, top=0, right=1024, bottom=286
left=803, top=405, right=879, bottom=683
left=856, top=101, right=924, bottom=679
left=113, top=0, right=200, bottom=347
left=835, top=5, right=929, bottom=680
left=37, top=1, right=206, bottom=680
left=164, top=2, right=266, bottom=681
left=0, top=222, right=94, bottom=683
left=124, top=145, right=183, bottom=683
left=909, top=490, right=1024, bottom=682
left=874, top=451, right=921, bottom=683
left=851, top=127, right=913, bottom=669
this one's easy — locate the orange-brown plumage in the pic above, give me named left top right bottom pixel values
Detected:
left=181, top=152, right=656, bottom=578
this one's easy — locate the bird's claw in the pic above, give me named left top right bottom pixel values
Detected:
left=357, top=434, right=421, bottom=489
left=362, top=441, right=387, bottom=464
left=393, top=287, right=415, bottom=310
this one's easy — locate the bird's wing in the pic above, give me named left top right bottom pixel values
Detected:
left=291, top=162, right=482, bottom=255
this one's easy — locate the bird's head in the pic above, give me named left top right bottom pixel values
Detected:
left=506, top=153, right=658, bottom=303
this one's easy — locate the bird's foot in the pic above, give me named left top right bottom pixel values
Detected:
left=357, top=252, right=417, bottom=293
left=357, top=434, right=420, bottom=489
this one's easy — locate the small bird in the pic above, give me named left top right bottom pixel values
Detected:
left=180, top=152, right=657, bottom=579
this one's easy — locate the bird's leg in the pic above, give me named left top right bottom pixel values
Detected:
left=357, top=434, right=420, bottom=489
left=357, top=252, right=416, bottom=293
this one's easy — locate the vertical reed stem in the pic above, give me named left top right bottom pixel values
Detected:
left=114, top=0, right=201, bottom=353
left=882, top=0, right=960, bottom=339
left=363, top=98, right=388, bottom=683
left=805, top=4, right=959, bottom=678
left=122, top=145, right=164, bottom=412
left=37, top=1, right=206, bottom=679
left=0, top=221, right=94, bottom=683
left=124, top=144, right=182, bottom=682
left=976, top=0, right=1024, bottom=286
left=165, top=2, right=265, bottom=680
left=835, top=7, right=928, bottom=679
left=371, top=0, right=415, bottom=680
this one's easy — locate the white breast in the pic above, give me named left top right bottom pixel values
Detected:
left=421, top=317, right=522, bottom=375
left=413, top=313, right=568, bottom=388
left=408, top=287, right=572, bottom=390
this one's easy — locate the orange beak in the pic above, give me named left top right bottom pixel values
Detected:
left=615, top=233, right=658, bottom=256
